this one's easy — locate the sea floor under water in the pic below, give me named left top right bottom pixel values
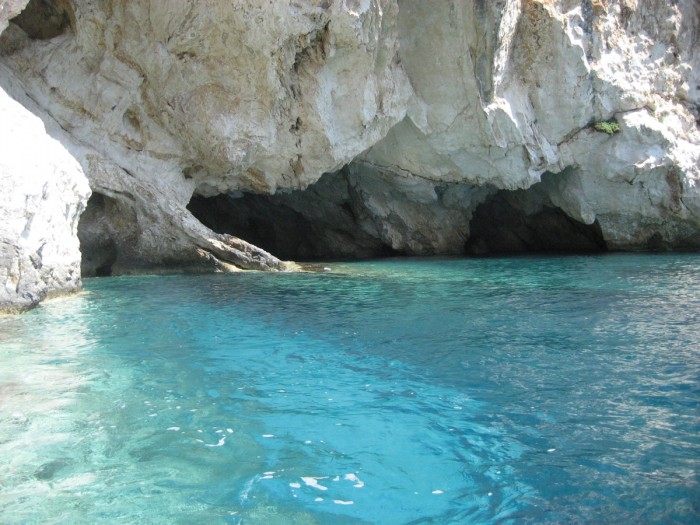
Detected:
left=1, top=254, right=699, bottom=524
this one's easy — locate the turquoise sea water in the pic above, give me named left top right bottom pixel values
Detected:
left=1, top=255, right=699, bottom=524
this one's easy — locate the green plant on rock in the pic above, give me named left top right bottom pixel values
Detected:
left=593, top=119, right=621, bottom=135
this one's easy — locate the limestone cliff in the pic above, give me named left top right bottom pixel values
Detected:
left=0, top=74, right=89, bottom=312
left=0, top=1, right=698, bottom=306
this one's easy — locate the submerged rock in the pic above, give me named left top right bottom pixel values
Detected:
left=0, top=0, right=698, bottom=307
left=34, top=458, right=71, bottom=481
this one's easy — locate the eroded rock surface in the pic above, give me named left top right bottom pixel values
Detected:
left=1, top=0, right=410, bottom=275
left=0, top=0, right=698, bottom=300
left=0, top=0, right=28, bottom=35
left=362, top=0, right=700, bottom=252
left=0, top=80, right=89, bottom=312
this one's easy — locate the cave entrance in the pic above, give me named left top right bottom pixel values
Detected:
left=11, top=0, right=74, bottom=40
left=187, top=192, right=330, bottom=261
left=187, top=166, right=609, bottom=263
left=187, top=174, right=399, bottom=261
left=78, top=193, right=118, bottom=276
left=465, top=185, right=608, bottom=255
left=78, top=191, right=140, bottom=277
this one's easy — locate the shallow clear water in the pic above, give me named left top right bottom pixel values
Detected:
left=1, top=254, right=699, bottom=524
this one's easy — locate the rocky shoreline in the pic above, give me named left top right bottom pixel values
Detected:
left=1, top=0, right=698, bottom=311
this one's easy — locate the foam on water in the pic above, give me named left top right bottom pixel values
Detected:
left=1, top=255, right=699, bottom=524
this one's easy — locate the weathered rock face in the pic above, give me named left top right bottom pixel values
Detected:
left=0, top=0, right=698, bottom=291
left=361, top=0, right=700, bottom=252
left=0, top=78, right=89, bottom=312
left=0, top=0, right=28, bottom=35
left=1, top=0, right=409, bottom=274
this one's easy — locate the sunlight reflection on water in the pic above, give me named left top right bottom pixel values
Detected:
left=1, top=254, right=699, bottom=524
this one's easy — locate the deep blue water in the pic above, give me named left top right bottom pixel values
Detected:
left=1, top=255, right=699, bottom=524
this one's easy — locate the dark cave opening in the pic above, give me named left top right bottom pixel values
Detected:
left=465, top=189, right=608, bottom=255
left=187, top=191, right=400, bottom=262
left=187, top=193, right=319, bottom=261
left=187, top=169, right=609, bottom=263
left=78, top=192, right=119, bottom=277
left=11, top=0, right=74, bottom=40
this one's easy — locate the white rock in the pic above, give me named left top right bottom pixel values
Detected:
left=0, top=83, right=90, bottom=312
left=362, top=0, right=700, bottom=250
left=0, top=0, right=409, bottom=273
left=0, top=0, right=697, bottom=282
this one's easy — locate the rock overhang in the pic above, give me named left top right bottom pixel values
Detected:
left=0, top=0, right=696, bottom=306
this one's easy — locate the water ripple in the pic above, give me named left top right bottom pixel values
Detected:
left=1, top=254, right=699, bottom=524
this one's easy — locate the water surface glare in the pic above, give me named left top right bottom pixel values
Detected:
left=1, top=255, right=699, bottom=524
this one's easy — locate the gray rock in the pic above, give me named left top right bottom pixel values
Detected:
left=0, top=0, right=698, bottom=306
